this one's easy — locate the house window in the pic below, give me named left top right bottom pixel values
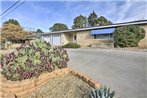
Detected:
left=53, top=34, right=60, bottom=37
left=93, top=34, right=113, bottom=39
left=94, top=34, right=96, bottom=39
left=74, top=35, right=76, bottom=40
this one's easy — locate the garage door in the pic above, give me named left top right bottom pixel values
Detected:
left=43, top=36, right=51, bottom=44
left=52, top=34, right=61, bottom=45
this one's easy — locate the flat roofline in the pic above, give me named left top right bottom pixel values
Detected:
left=41, top=20, right=147, bottom=35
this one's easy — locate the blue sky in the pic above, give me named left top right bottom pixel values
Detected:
left=1, top=0, right=147, bottom=32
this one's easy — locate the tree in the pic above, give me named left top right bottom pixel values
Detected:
left=97, top=16, right=112, bottom=26
left=36, top=29, right=44, bottom=34
left=72, top=14, right=87, bottom=29
left=88, top=11, right=98, bottom=27
left=1, top=23, right=30, bottom=42
left=88, top=11, right=112, bottom=26
left=113, top=25, right=145, bottom=47
left=49, top=23, right=68, bottom=32
left=3, top=19, right=20, bottom=26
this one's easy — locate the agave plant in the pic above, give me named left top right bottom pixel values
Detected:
left=1, top=38, right=69, bottom=81
left=90, top=86, right=115, bottom=98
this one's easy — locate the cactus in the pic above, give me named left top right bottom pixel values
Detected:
left=1, top=38, right=69, bottom=81
left=90, top=86, right=115, bottom=98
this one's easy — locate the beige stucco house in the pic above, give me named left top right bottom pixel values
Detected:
left=41, top=20, right=147, bottom=48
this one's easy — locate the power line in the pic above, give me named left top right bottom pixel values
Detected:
left=1, top=0, right=41, bottom=31
left=1, top=0, right=27, bottom=19
left=1, top=0, right=20, bottom=16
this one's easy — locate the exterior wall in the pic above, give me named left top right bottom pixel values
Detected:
left=76, top=30, right=114, bottom=47
left=61, top=30, right=114, bottom=47
left=61, top=33, right=73, bottom=45
left=138, top=25, right=147, bottom=48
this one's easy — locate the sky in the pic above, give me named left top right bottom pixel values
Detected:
left=1, top=0, right=147, bottom=32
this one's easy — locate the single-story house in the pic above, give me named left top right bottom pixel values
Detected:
left=41, top=20, right=147, bottom=48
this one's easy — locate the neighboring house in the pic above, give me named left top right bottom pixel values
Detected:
left=41, top=20, right=147, bottom=48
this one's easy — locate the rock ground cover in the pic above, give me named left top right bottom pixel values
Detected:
left=25, top=74, right=93, bottom=98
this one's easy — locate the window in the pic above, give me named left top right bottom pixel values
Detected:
left=93, top=34, right=113, bottom=39
left=53, top=34, right=60, bottom=37
left=74, top=35, right=76, bottom=40
left=94, top=34, right=96, bottom=39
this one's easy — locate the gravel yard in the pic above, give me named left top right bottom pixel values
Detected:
left=25, top=74, right=93, bottom=98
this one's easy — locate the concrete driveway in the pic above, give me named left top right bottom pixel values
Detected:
left=67, top=49, right=147, bottom=98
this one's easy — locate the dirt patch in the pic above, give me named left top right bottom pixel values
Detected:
left=24, top=74, right=93, bottom=98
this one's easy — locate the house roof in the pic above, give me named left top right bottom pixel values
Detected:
left=41, top=19, right=147, bottom=35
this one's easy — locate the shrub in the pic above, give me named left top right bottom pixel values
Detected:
left=90, top=86, right=115, bottom=98
left=1, top=39, right=69, bottom=81
left=62, top=43, right=81, bottom=48
left=113, top=25, right=145, bottom=47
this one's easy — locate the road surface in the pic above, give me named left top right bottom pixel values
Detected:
left=67, top=49, right=147, bottom=98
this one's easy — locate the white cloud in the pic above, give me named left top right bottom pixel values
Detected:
left=116, top=0, right=132, bottom=22
left=116, top=0, right=147, bottom=22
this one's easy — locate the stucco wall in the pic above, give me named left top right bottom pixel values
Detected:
left=61, top=33, right=72, bottom=45
left=138, top=25, right=147, bottom=48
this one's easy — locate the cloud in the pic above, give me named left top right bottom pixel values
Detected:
left=116, top=0, right=147, bottom=22
left=1, top=0, right=146, bottom=32
left=116, top=0, right=132, bottom=22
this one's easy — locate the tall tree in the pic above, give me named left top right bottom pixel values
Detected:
left=3, top=19, right=20, bottom=26
left=97, top=16, right=112, bottom=26
left=72, top=14, right=87, bottom=29
left=49, top=23, right=68, bottom=32
left=88, top=11, right=98, bottom=27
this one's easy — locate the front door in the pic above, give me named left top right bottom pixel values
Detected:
left=73, top=34, right=77, bottom=43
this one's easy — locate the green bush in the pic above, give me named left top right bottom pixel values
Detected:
left=1, top=39, right=69, bottom=81
left=62, top=43, right=81, bottom=48
left=113, top=25, right=145, bottom=47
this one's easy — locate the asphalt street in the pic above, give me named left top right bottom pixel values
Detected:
left=67, top=49, right=147, bottom=98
